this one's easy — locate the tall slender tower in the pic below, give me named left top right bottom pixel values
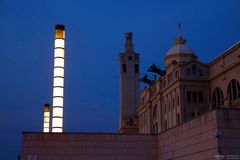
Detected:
left=52, top=24, right=65, bottom=133
left=119, top=32, right=140, bottom=133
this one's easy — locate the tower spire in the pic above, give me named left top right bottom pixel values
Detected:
left=125, top=32, right=134, bottom=52
left=178, top=21, right=181, bottom=36
left=174, top=22, right=186, bottom=45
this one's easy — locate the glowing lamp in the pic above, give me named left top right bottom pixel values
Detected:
left=43, top=104, right=50, bottom=133
left=52, top=24, right=65, bottom=133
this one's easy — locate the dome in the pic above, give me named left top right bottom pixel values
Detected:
left=166, top=36, right=194, bottom=55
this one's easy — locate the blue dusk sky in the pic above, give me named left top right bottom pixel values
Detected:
left=0, top=0, right=240, bottom=159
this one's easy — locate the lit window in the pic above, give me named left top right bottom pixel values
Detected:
left=52, top=107, right=63, bottom=117
left=52, top=117, right=63, bottom=127
left=55, top=30, right=65, bottom=39
left=53, top=97, right=63, bottom=106
left=54, top=68, right=64, bottom=77
left=54, top=77, right=64, bottom=87
left=54, top=48, right=64, bottom=58
left=55, top=39, right=64, bottom=48
left=54, top=58, right=64, bottom=68
left=53, top=87, right=64, bottom=97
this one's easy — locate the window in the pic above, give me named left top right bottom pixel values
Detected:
left=212, top=87, right=224, bottom=109
left=135, top=64, right=139, bottom=73
left=128, top=56, right=132, bottom=60
left=187, top=91, right=203, bottom=103
left=172, top=98, right=175, bottom=108
left=175, top=70, right=179, bottom=79
left=187, top=92, right=191, bottom=102
left=163, top=80, right=166, bottom=88
left=228, top=79, right=240, bottom=101
left=164, top=102, right=167, bottom=113
left=177, top=113, right=180, bottom=125
left=191, top=112, right=195, bottom=118
left=192, top=92, right=197, bottom=103
left=152, top=106, right=158, bottom=134
left=122, top=64, right=126, bottom=73
left=164, top=120, right=168, bottom=130
left=198, top=92, right=203, bottom=103
left=177, top=95, right=180, bottom=106
left=198, top=69, right=203, bottom=77
left=168, top=72, right=172, bottom=84
left=186, top=68, right=190, bottom=76
left=191, top=64, right=197, bottom=75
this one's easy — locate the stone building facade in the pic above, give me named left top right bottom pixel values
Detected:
left=138, top=35, right=240, bottom=134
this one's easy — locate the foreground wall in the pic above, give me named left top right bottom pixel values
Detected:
left=156, top=109, right=240, bottom=160
left=20, top=109, right=240, bottom=160
left=20, top=133, right=157, bottom=160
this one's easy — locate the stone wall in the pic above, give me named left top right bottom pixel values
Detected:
left=20, top=109, right=240, bottom=160
left=20, top=133, right=157, bottom=160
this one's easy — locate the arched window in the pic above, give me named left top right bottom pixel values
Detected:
left=152, top=106, right=158, bottom=134
left=228, top=79, right=240, bottom=102
left=212, top=87, right=224, bottom=109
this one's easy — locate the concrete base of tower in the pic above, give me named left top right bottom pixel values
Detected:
left=118, top=127, right=139, bottom=134
left=119, top=116, right=139, bottom=134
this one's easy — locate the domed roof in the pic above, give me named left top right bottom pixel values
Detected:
left=166, top=36, right=194, bottom=55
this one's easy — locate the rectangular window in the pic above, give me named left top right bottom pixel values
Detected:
left=163, top=80, right=166, bottom=88
left=192, top=92, right=197, bottom=103
left=177, top=113, right=180, bottom=125
left=191, top=112, right=195, bottom=118
left=164, top=120, right=168, bottom=130
left=175, top=70, right=179, bottom=79
left=168, top=72, right=172, bottom=84
left=135, top=64, right=139, bottom=73
left=122, top=64, right=126, bottom=73
left=186, top=68, right=190, bottom=76
left=172, top=98, right=175, bottom=108
left=191, top=64, right=197, bottom=75
left=164, top=102, right=167, bottom=113
left=177, top=95, right=180, bottom=106
left=198, top=92, right=203, bottom=103
left=187, top=92, right=191, bottom=102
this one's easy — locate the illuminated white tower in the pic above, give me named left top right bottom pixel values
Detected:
left=43, top=104, right=50, bottom=133
left=52, top=24, right=65, bottom=133
left=119, top=32, right=140, bottom=133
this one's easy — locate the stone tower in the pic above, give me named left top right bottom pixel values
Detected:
left=119, top=32, right=140, bottom=133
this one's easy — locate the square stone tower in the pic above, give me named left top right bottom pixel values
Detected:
left=119, top=32, right=140, bottom=133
